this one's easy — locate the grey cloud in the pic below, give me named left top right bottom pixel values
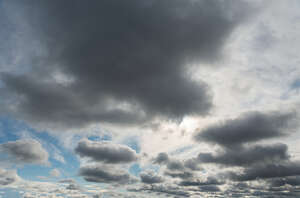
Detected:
left=1, top=74, right=145, bottom=128
left=66, top=183, right=81, bottom=191
left=75, top=139, right=138, bottom=164
left=153, top=152, right=200, bottom=171
left=129, top=184, right=190, bottom=197
left=199, top=185, right=221, bottom=192
left=166, top=160, right=185, bottom=171
left=164, top=171, right=194, bottom=180
left=0, top=0, right=252, bottom=129
left=0, top=139, right=48, bottom=165
left=183, top=158, right=202, bottom=171
left=193, top=110, right=300, bottom=188
left=228, top=162, right=300, bottom=181
left=153, top=152, right=169, bottom=164
left=194, top=111, right=297, bottom=147
left=140, top=171, right=164, bottom=184
left=269, top=176, right=300, bottom=187
left=179, top=176, right=224, bottom=187
left=153, top=152, right=201, bottom=180
left=79, top=165, right=137, bottom=184
left=59, top=179, right=76, bottom=183
left=198, top=143, right=290, bottom=167
left=0, top=168, right=19, bottom=186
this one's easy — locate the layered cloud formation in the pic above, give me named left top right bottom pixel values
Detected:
left=0, top=0, right=251, bottom=130
left=1, top=0, right=300, bottom=197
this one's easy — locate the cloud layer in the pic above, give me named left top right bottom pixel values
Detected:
left=0, top=0, right=251, bottom=129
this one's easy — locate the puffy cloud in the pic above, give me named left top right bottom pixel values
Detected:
left=66, top=183, right=81, bottom=191
left=140, top=171, right=164, bottom=184
left=0, top=139, right=48, bottom=165
left=183, top=158, right=202, bottom=171
left=153, top=152, right=200, bottom=172
left=152, top=152, right=201, bottom=180
left=0, top=168, right=19, bottom=185
left=198, top=143, right=290, bottom=167
left=228, top=162, right=300, bottom=181
left=194, top=111, right=297, bottom=148
left=153, top=152, right=169, bottom=164
left=0, top=0, right=252, bottom=129
left=75, top=139, right=138, bottom=164
left=79, top=165, right=137, bottom=184
left=193, top=110, right=300, bottom=188
left=166, top=160, right=185, bottom=171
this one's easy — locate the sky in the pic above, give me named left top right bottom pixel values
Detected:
left=1, top=0, right=300, bottom=197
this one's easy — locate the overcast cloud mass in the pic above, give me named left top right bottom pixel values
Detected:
left=1, top=0, right=300, bottom=197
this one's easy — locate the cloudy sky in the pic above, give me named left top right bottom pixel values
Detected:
left=1, top=0, right=300, bottom=197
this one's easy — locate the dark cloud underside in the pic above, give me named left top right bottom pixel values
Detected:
left=228, top=162, right=300, bottom=181
left=198, top=143, right=290, bottom=167
left=140, top=171, right=164, bottom=184
left=194, top=110, right=300, bottom=186
left=79, top=165, right=136, bottom=184
left=0, top=0, right=250, bottom=129
left=0, top=139, right=48, bottom=165
left=194, top=111, right=297, bottom=147
left=75, top=139, right=138, bottom=164
left=0, top=169, right=18, bottom=186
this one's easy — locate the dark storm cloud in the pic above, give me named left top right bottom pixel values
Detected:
left=0, top=139, right=48, bottom=165
left=0, top=0, right=251, bottom=128
left=75, top=139, right=138, bottom=164
left=0, top=168, right=19, bottom=186
left=79, top=165, right=137, bottom=184
left=1, top=73, right=146, bottom=128
left=140, top=171, right=164, bottom=184
left=194, top=111, right=297, bottom=147
left=228, top=162, right=300, bottom=181
left=198, top=143, right=290, bottom=167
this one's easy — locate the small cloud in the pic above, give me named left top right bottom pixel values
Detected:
left=75, top=139, right=138, bottom=164
left=0, top=139, right=49, bottom=165
left=50, top=168, right=60, bottom=178
left=0, top=168, right=19, bottom=186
